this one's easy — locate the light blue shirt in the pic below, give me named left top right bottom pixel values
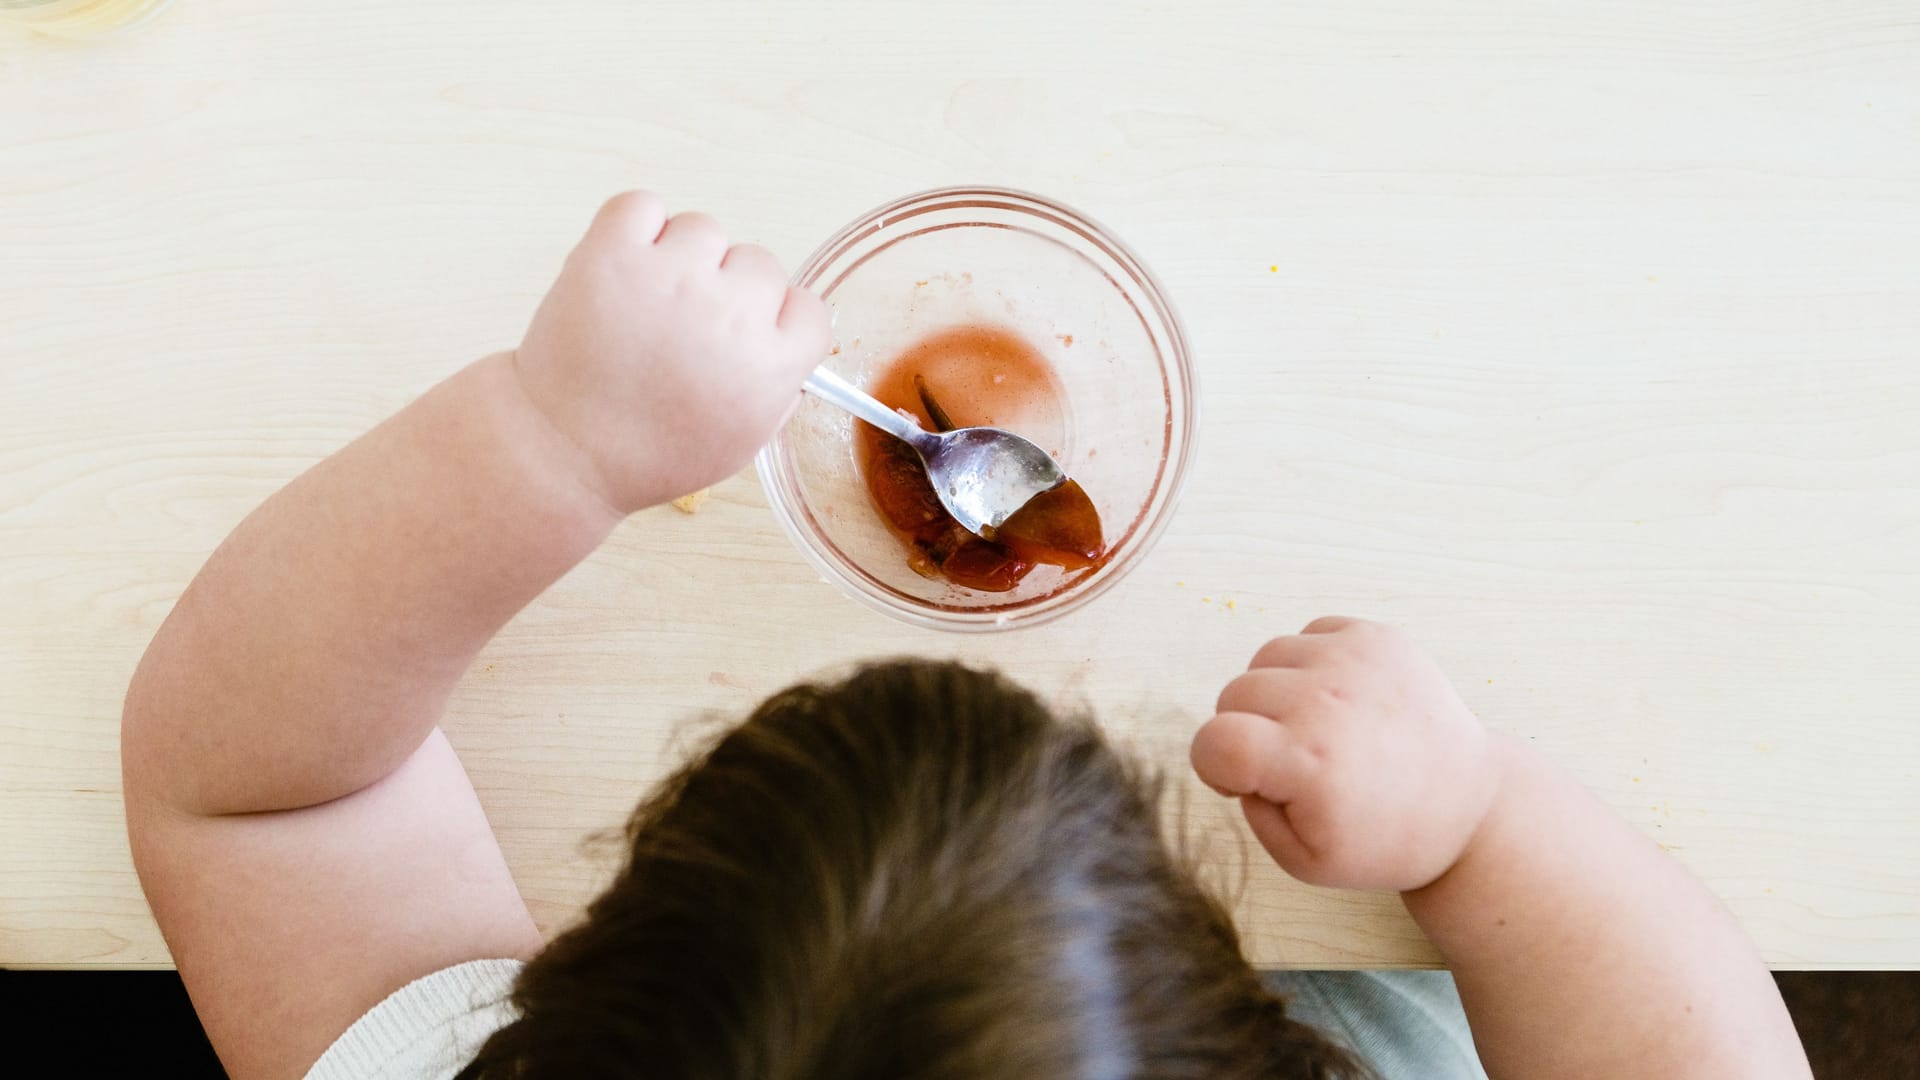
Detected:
left=1262, top=971, right=1489, bottom=1080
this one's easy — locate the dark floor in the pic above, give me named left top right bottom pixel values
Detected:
left=2, top=970, right=224, bottom=1076
left=1775, top=972, right=1920, bottom=1080
left=3, top=969, right=1915, bottom=1077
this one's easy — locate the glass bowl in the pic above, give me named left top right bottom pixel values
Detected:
left=756, top=187, right=1195, bottom=631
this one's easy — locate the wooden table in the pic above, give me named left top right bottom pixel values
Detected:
left=3, top=0, right=1917, bottom=970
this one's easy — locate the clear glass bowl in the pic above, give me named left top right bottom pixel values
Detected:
left=756, top=187, right=1195, bottom=631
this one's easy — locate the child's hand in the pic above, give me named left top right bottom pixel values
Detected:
left=513, top=191, right=830, bottom=514
left=1190, top=617, right=1505, bottom=892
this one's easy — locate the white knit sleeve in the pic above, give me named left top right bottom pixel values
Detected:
left=303, top=958, right=525, bottom=1080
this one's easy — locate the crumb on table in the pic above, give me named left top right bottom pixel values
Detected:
left=671, top=489, right=710, bottom=514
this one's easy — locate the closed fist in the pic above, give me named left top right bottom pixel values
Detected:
left=1191, top=617, right=1503, bottom=892
left=513, top=191, right=829, bottom=513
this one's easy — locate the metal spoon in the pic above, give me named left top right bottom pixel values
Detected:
left=804, top=367, right=1067, bottom=537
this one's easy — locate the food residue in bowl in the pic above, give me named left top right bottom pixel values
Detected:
left=855, top=324, right=1106, bottom=593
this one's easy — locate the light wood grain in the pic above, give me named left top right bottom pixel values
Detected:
left=3, top=0, right=1918, bottom=970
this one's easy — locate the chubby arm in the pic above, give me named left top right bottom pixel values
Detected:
left=124, top=352, right=620, bottom=817
left=1401, top=736, right=1808, bottom=1079
left=122, top=192, right=826, bottom=1080
left=1191, top=617, right=1810, bottom=1080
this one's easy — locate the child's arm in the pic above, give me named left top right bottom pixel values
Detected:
left=121, top=192, right=826, bottom=1080
left=1190, top=617, right=1811, bottom=1080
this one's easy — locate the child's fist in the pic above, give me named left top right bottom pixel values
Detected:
left=513, top=191, right=829, bottom=514
left=1190, top=617, right=1504, bottom=892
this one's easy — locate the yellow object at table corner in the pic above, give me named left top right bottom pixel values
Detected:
left=0, top=0, right=172, bottom=39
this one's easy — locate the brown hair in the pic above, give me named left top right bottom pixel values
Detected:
left=458, top=660, right=1370, bottom=1080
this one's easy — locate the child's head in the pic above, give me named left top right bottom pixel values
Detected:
left=458, top=660, right=1368, bottom=1079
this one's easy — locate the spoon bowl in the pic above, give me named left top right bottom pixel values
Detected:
left=802, top=367, right=1066, bottom=537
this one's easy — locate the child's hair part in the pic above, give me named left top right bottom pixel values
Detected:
left=457, top=659, right=1370, bottom=1079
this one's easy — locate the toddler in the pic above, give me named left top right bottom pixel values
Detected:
left=122, top=192, right=1812, bottom=1080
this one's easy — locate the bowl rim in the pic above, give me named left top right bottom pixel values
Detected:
left=755, top=184, right=1197, bottom=632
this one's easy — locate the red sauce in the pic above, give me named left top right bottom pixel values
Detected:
left=855, top=325, right=1106, bottom=593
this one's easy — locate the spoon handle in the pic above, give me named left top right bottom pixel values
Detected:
left=804, top=367, right=929, bottom=446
